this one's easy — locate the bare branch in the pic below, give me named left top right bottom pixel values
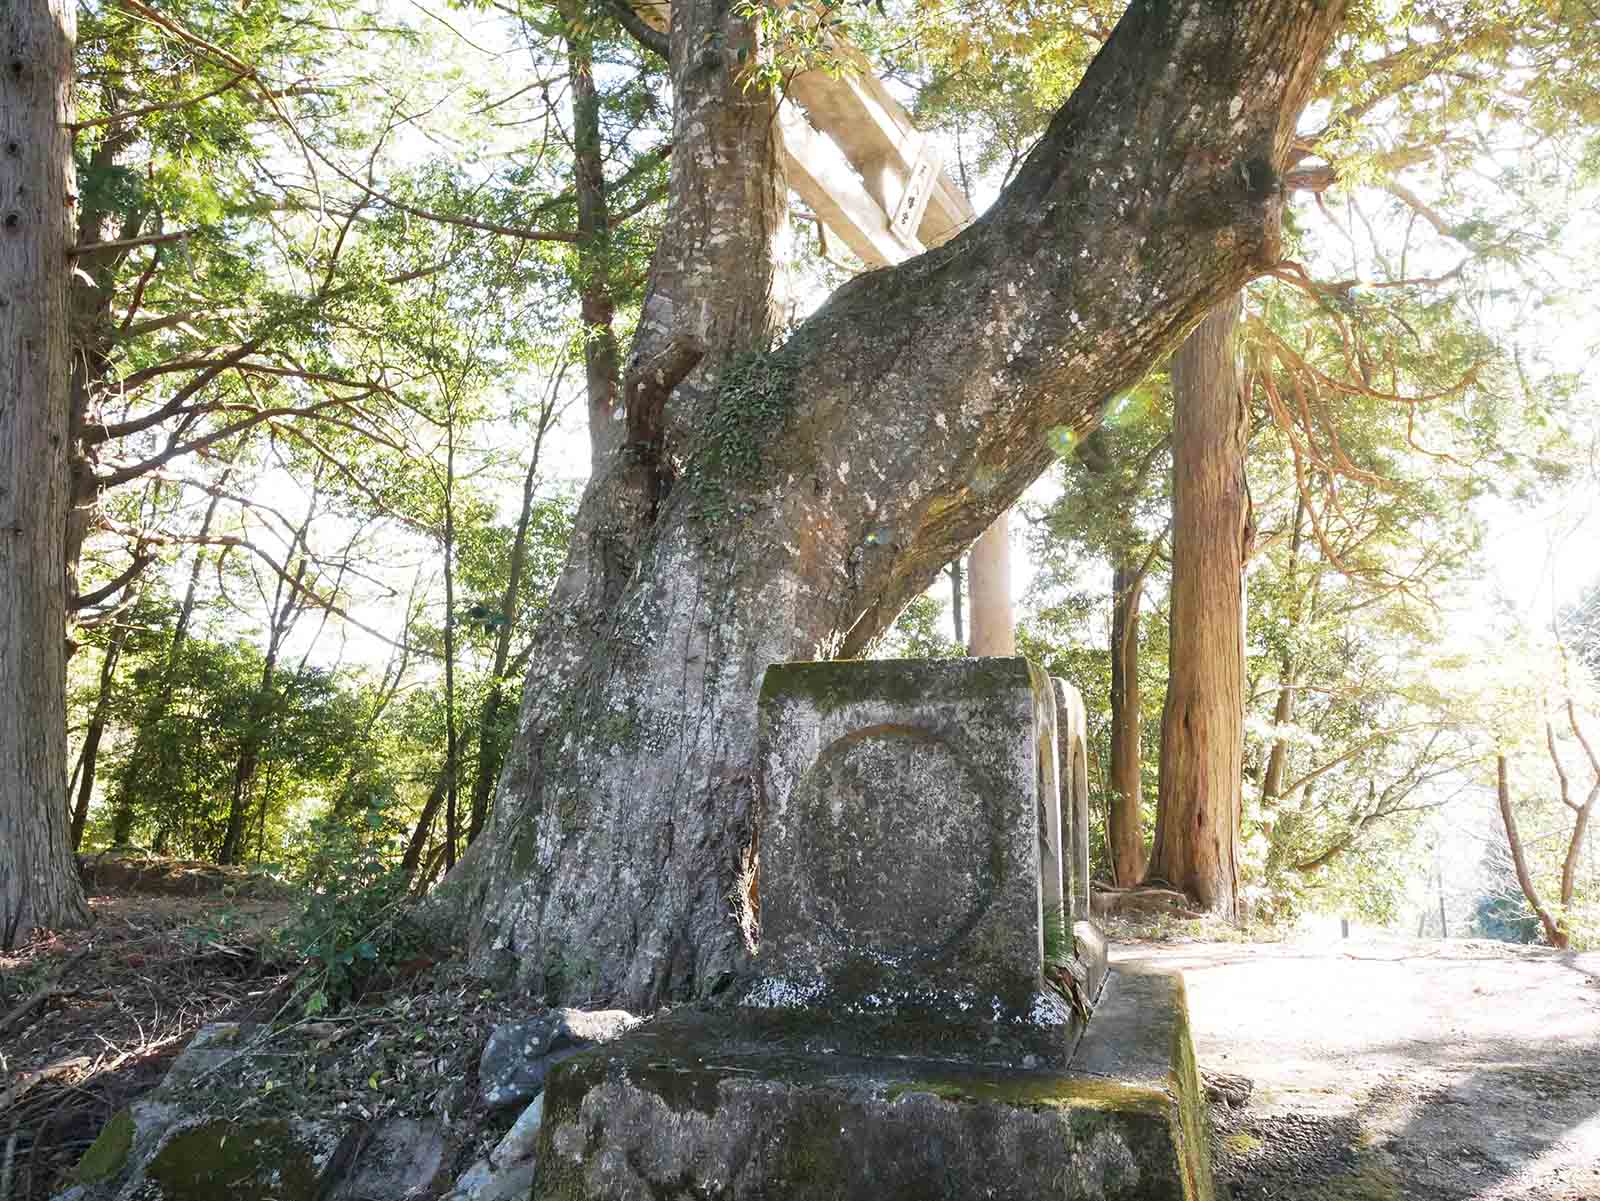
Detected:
left=606, top=0, right=669, bottom=58
left=71, top=229, right=195, bottom=257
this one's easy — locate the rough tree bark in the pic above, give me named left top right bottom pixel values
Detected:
left=441, top=0, right=1346, bottom=1008
left=1148, top=295, right=1248, bottom=919
left=1, top=0, right=90, bottom=946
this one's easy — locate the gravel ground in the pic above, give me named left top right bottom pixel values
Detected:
left=1116, top=934, right=1600, bottom=1200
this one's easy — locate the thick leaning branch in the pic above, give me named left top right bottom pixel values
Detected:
left=725, top=0, right=1349, bottom=655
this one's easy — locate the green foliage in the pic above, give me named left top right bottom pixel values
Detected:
left=1472, top=891, right=1542, bottom=944
left=93, top=628, right=365, bottom=860
left=686, top=351, right=799, bottom=523
left=1561, top=575, right=1600, bottom=679
left=877, top=593, right=964, bottom=660
left=278, top=795, right=423, bottom=1014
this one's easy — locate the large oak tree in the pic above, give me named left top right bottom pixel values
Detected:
left=432, top=0, right=1349, bottom=1007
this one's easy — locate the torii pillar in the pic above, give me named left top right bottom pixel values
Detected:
left=967, top=514, right=1015, bottom=656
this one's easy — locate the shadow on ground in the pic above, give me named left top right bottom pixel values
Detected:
left=1155, top=938, right=1600, bottom=1201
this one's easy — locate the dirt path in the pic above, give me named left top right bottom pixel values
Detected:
left=1116, top=934, right=1600, bottom=1200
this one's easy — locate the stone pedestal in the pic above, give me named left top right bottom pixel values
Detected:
left=533, top=658, right=1210, bottom=1201
left=749, top=657, right=1079, bottom=1062
left=537, top=995, right=1213, bottom=1201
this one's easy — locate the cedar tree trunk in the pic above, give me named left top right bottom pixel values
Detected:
left=0, top=0, right=90, bottom=946
left=442, top=0, right=1346, bottom=1008
left=1149, top=294, right=1248, bottom=917
left=1108, top=558, right=1147, bottom=885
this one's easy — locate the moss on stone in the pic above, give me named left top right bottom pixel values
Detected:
left=73, top=1106, right=135, bottom=1183
left=145, top=1119, right=326, bottom=1200
left=762, top=657, right=1031, bottom=716
left=1223, top=1131, right=1263, bottom=1155
left=884, top=1072, right=1170, bottom=1116
left=1165, top=977, right=1217, bottom=1201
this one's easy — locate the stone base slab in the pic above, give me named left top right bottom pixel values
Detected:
left=535, top=964, right=1212, bottom=1201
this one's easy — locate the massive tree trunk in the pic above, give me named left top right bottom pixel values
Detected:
left=1108, top=558, right=1148, bottom=885
left=443, top=0, right=1345, bottom=1008
left=1, top=0, right=90, bottom=946
left=1148, top=295, right=1248, bottom=918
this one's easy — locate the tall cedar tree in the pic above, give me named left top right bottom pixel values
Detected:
left=1148, top=295, right=1249, bottom=917
left=1, top=0, right=90, bottom=944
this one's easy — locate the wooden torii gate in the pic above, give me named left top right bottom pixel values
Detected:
left=633, top=3, right=1017, bottom=653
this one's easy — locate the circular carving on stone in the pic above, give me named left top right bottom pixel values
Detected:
left=789, top=723, right=997, bottom=963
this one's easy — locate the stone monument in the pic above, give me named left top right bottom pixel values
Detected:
left=535, top=658, right=1213, bottom=1201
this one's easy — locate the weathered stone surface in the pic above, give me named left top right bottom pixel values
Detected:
left=135, top=1117, right=344, bottom=1201
left=157, top=1021, right=254, bottom=1090
left=535, top=1000, right=1213, bottom=1201
left=479, top=1009, right=641, bottom=1108
left=750, top=658, right=1063, bottom=1042
left=490, top=1094, right=544, bottom=1169
left=57, top=1024, right=269, bottom=1200
left=60, top=1025, right=463, bottom=1201
left=1071, top=963, right=1214, bottom=1201
left=479, top=1018, right=563, bottom=1108
left=332, top=1117, right=448, bottom=1200
left=1075, top=919, right=1110, bottom=1009
left=452, top=1159, right=495, bottom=1196
left=60, top=1102, right=181, bottom=1198
left=552, top=1008, right=639, bottom=1046
left=447, top=1158, right=539, bottom=1201
left=1053, top=676, right=1093, bottom=924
